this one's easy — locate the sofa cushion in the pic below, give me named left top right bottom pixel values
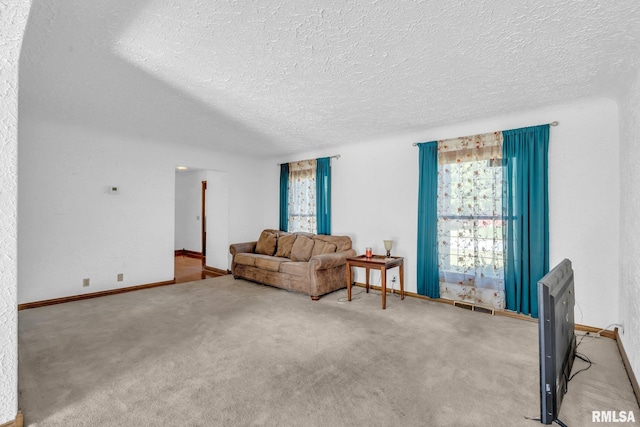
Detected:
left=290, top=235, right=315, bottom=262
left=255, top=256, right=290, bottom=272
left=255, top=230, right=277, bottom=255
left=274, top=233, right=297, bottom=258
left=279, top=261, right=309, bottom=277
left=313, top=235, right=352, bottom=252
left=234, top=253, right=257, bottom=267
left=294, top=231, right=315, bottom=239
left=312, top=240, right=337, bottom=256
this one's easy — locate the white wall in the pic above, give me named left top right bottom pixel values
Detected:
left=546, top=100, right=620, bottom=329
left=269, top=97, right=620, bottom=329
left=0, top=1, right=31, bottom=423
left=619, top=68, right=640, bottom=385
left=174, top=172, right=189, bottom=250
left=18, top=117, right=271, bottom=304
left=205, top=170, right=230, bottom=271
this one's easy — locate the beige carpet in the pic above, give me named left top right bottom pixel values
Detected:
left=18, top=276, right=638, bottom=426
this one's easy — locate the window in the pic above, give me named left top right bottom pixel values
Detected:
left=279, top=157, right=332, bottom=235
left=417, top=125, right=549, bottom=316
left=437, top=133, right=505, bottom=309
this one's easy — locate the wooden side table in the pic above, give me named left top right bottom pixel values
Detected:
left=346, top=255, right=404, bottom=309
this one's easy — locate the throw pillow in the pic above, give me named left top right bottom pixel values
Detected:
left=290, top=235, right=315, bottom=262
left=255, top=230, right=277, bottom=256
left=311, top=240, right=337, bottom=256
left=275, top=234, right=297, bottom=258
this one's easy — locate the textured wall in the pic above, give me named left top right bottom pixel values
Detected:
left=619, top=68, right=640, bottom=387
left=0, top=0, right=31, bottom=423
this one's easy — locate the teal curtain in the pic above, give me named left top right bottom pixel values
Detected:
left=279, top=163, right=289, bottom=231
left=417, top=141, right=440, bottom=298
left=502, top=125, right=550, bottom=318
left=316, top=157, right=331, bottom=235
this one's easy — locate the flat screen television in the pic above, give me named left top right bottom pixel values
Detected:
left=538, top=259, right=576, bottom=425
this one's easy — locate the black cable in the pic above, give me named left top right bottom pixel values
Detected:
left=337, top=289, right=364, bottom=302
left=524, top=416, right=567, bottom=427
left=524, top=415, right=568, bottom=426
left=576, top=353, right=590, bottom=363
left=576, top=332, right=590, bottom=348
left=568, top=352, right=592, bottom=382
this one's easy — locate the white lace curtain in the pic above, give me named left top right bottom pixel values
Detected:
left=437, top=132, right=505, bottom=309
left=288, top=160, right=317, bottom=233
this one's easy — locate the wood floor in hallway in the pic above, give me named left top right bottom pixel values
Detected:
left=174, top=255, right=222, bottom=284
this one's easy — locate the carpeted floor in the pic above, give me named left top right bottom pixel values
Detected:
left=18, top=276, right=639, bottom=426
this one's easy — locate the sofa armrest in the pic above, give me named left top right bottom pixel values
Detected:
left=309, top=249, right=357, bottom=271
left=230, top=241, right=257, bottom=256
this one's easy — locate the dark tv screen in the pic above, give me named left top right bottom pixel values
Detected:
left=538, top=259, right=576, bottom=425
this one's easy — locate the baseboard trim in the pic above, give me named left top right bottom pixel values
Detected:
left=353, top=282, right=539, bottom=322
left=203, top=266, right=230, bottom=277
left=0, top=411, right=23, bottom=427
left=352, top=282, right=614, bottom=333
left=574, top=323, right=616, bottom=340
left=615, top=328, right=640, bottom=408
left=174, top=249, right=202, bottom=259
left=353, top=282, right=454, bottom=305
left=18, top=280, right=176, bottom=311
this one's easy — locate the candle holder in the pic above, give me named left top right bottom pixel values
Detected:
left=365, top=247, right=372, bottom=258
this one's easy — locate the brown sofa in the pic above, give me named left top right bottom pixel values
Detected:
left=230, top=229, right=356, bottom=300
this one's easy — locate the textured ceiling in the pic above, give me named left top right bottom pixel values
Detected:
left=19, top=0, right=640, bottom=156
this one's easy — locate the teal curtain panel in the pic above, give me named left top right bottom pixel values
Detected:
left=502, top=124, right=550, bottom=318
left=417, top=141, right=440, bottom=298
left=316, top=157, right=331, bottom=235
left=279, top=163, right=289, bottom=231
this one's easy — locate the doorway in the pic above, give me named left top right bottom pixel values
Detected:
left=174, top=167, right=230, bottom=283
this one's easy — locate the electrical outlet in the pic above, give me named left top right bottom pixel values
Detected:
left=390, top=276, right=397, bottom=294
left=117, top=273, right=124, bottom=282
left=83, top=278, right=90, bottom=287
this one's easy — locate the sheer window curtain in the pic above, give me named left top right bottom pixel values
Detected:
left=288, top=160, right=317, bottom=233
left=437, top=132, right=505, bottom=309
